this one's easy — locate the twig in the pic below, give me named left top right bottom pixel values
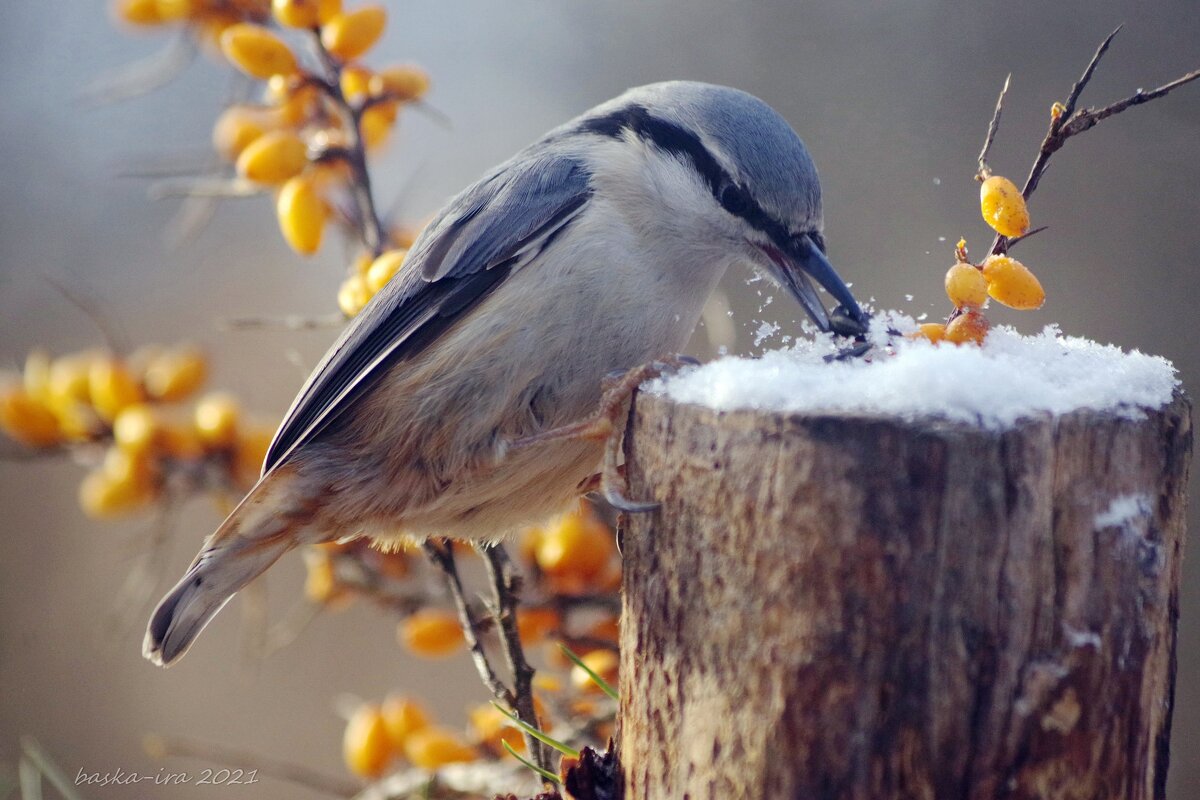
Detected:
left=479, top=543, right=552, bottom=777
left=144, top=734, right=359, bottom=798
left=989, top=27, right=1199, bottom=256
left=309, top=36, right=388, bottom=256
left=976, top=73, right=1010, bottom=180
left=422, top=540, right=515, bottom=707
left=41, top=275, right=129, bottom=354
left=217, top=313, right=346, bottom=332
left=148, top=176, right=264, bottom=200
left=81, top=32, right=196, bottom=107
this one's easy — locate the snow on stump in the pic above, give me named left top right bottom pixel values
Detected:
left=618, top=326, right=1191, bottom=800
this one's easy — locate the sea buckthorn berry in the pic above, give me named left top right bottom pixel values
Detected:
left=113, top=404, right=160, bottom=453
left=535, top=505, right=615, bottom=581
left=276, top=175, right=328, bottom=255
left=236, top=130, right=309, bottom=184
left=371, top=65, right=431, bottom=102
left=78, top=462, right=154, bottom=519
left=338, top=274, right=372, bottom=318
left=570, top=649, right=619, bottom=694
left=912, top=323, right=947, bottom=343
left=220, top=23, right=298, bottom=80
left=266, top=76, right=318, bottom=125
left=399, top=609, right=464, bottom=658
left=944, top=262, right=988, bottom=309
left=979, top=175, right=1030, bottom=238
left=340, top=65, right=374, bottom=103
left=516, top=606, right=560, bottom=646
left=48, top=354, right=97, bottom=406
left=381, top=695, right=431, bottom=749
left=23, top=350, right=52, bottom=401
left=194, top=391, right=241, bottom=448
left=212, top=106, right=270, bottom=162
left=155, top=0, right=197, bottom=22
left=468, top=704, right=524, bottom=753
left=360, top=101, right=398, bottom=150
left=403, top=727, right=478, bottom=769
left=143, top=346, right=207, bottom=402
left=303, top=548, right=345, bottom=605
left=0, top=387, right=63, bottom=447
left=944, top=310, right=990, bottom=346
left=320, top=5, right=387, bottom=61
left=233, top=425, right=274, bottom=487
left=89, top=358, right=143, bottom=423
left=342, top=704, right=393, bottom=778
left=271, top=0, right=336, bottom=28
left=102, top=445, right=155, bottom=491
left=115, top=0, right=164, bottom=25
left=159, top=421, right=205, bottom=460
left=366, top=249, right=405, bottom=293
left=981, top=255, right=1045, bottom=310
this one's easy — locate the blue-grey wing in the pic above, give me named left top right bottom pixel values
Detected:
left=260, top=150, right=593, bottom=474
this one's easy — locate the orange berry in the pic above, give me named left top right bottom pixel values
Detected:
left=399, top=609, right=464, bottom=658
left=115, top=0, right=165, bottom=25
left=212, top=105, right=270, bottom=161
left=338, top=274, right=371, bottom=317
left=113, top=404, right=161, bottom=454
left=365, top=249, right=405, bottom=293
left=143, top=346, right=208, bottom=402
left=570, top=649, right=619, bottom=694
left=468, top=704, right=524, bottom=753
left=220, top=23, right=298, bottom=79
left=342, top=704, right=393, bottom=778
left=88, top=357, right=143, bottom=423
left=236, top=130, right=309, bottom=185
left=380, top=694, right=431, bottom=749
left=265, top=75, right=318, bottom=125
left=48, top=354, right=96, bottom=406
left=158, top=421, right=206, bottom=460
left=370, top=65, right=430, bottom=102
left=272, top=0, right=339, bottom=27
left=516, top=606, right=560, bottom=645
left=913, top=323, right=947, bottom=344
left=535, top=505, right=615, bottom=582
left=403, top=726, right=478, bottom=769
left=303, top=548, right=346, bottom=605
left=339, top=65, right=374, bottom=103
left=0, top=387, right=63, bottom=447
left=233, top=425, right=274, bottom=487
left=194, top=391, right=240, bottom=448
left=981, top=255, right=1045, bottom=310
left=79, top=453, right=156, bottom=519
left=155, top=0, right=198, bottom=21
left=979, top=175, right=1030, bottom=238
left=22, top=350, right=52, bottom=401
left=944, top=310, right=990, bottom=346
left=360, top=101, right=398, bottom=150
left=944, top=262, right=988, bottom=309
left=276, top=175, right=328, bottom=255
left=320, top=5, right=387, bottom=61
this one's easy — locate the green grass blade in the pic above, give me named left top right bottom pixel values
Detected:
left=489, top=702, right=580, bottom=758
left=500, top=740, right=560, bottom=785
left=558, top=644, right=619, bottom=700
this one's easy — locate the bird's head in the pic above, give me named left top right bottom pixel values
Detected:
left=573, top=81, right=867, bottom=336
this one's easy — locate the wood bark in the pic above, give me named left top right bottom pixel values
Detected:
left=618, top=391, right=1191, bottom=800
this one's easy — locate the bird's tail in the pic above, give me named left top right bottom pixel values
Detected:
left=143, top=476, right=300, bottom=667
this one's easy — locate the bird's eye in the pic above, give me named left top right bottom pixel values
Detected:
left=719, top=184, right=749, bottom=217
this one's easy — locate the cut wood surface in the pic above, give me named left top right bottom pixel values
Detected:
left=618, top=391, right=1191, bottom=800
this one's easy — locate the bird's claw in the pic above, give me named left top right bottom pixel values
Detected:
left=602, top=484, right=660, bottom=514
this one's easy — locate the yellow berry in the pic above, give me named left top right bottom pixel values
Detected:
left=78, top=459, right=155, bottom=519
left=233, top=424, right=274, bottom=487
left=115, top=0, right=164, bottom=25
left=338, top=274, right=372, bottom=318
left=236, top=130, right=309, bottom=185
left=271, top=0, right=338, bottom=28
left=88, top=357, right=143, bottom=423
left=212, top=105, right=270, bottom=161
left=22, top=350, right=52, bottom=401
left=194, top=391, right=240, bottom=448
left=320, top=5, right=386, bottom=61
left=143, top=346, right=208, bottom=402
left=516, top=606, right=560, bottom=646
left=944, top=310, right=990, bottom=346
left=371, top=65, right=430, bottom=102
left=360, top=101, right=397, bottom=150
left=265, top=75, right=318, bottom=125
left=342, top=704, right=393, bottom=778
left=944, top=262, right=988, bottom=309
left=912, top=323, right=947, bottom=344
left=303, top=548, right=346, bottom=605
left=155, top=0, right=198, bottom=21
left=220, top=23, right=298, bottom=80
left=535, top=505, right=614, bottom=581
left=340, top=65, right=374, bottom=103
left=468, top=704, right=524, bottom=753
left=0, top=387, right=63, bottom=447
left=570, top=649, right=619, bottom=694
left=399, top=609, right=464, bottom=658
left=276, top=175, right=328, bottom=255
left=981, top=255, right=1045, bottom=310
left=380, top=695, right=431, bottom=749
left=366, top=249, right=405, bottom=293
left=113, top=404, right=160, bottom=453
left=102, top=445, right=156, bottom=491
left=403, top=727, right=478, bottom=770
left=48, top=354, right=97, bottom=406
left=979, top=175, right=1030, bottom=238
left=158, top=419, right=206, bottom=460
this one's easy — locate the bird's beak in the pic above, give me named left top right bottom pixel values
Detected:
left=757, top=234, right=868, bottom=336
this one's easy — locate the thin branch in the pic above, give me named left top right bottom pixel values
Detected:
left=1061, top=68, right=1200, bottom=137
left=144, top=734, right=359, bottom=798
left=217, top=313, right=346, bottom=332
left=976, top=73, right=1010, bottom=180
left=148, top=177, right=264, bottom=200
left=81, top=32, right=197, bottom=107
left=19, top=738, right=84, bottom=800
left=1004, top=225, right=1050, bottom=251
left=40, top=275, right=129, bottom=354
left=422, top=540, right=515, bottom=707
left=479, top=543, right=552, bottom=777
left=1060, top=24, right=1123, bottom=121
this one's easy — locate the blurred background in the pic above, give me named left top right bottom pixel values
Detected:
left=1, top=0, right=1197, bottom=796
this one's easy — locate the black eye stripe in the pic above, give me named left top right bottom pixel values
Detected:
left=578, top=105, right=799, bottom=248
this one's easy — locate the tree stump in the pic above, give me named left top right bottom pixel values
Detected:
left=618, top=391, right=1191, bottom=800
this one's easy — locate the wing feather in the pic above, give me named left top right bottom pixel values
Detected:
left=260, top=150, right=593, bottom=474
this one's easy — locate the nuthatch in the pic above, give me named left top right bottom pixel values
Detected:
left=145, top=80, right=866, bottom=666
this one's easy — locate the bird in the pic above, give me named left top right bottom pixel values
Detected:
left=144, top=80, right=866, bottom=667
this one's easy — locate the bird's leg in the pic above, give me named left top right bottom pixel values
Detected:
left=510, top=355, right=699, bottom=512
